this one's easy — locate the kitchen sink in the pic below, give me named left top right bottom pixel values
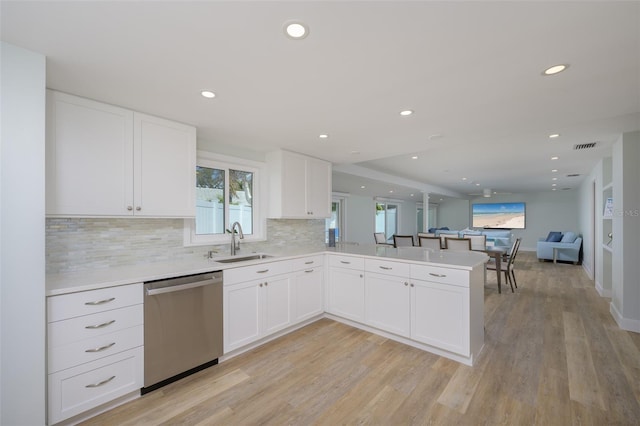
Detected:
left=215, top=254, right=274, bottom=264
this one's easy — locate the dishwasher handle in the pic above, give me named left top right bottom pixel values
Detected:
left=145, top=278, right=220, bottom=296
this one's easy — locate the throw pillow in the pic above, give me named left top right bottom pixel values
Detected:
left=546, top=231, right=563, bottom=242
left=561, top=232, right=577, bottom=243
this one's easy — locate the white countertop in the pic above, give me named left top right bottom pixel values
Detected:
left=46, top=244, right=487, bottom=296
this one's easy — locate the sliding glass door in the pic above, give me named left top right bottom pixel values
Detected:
left=375, top=202, right=398, bottom=243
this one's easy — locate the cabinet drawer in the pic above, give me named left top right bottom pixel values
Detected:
left=48, top=304, right=143, bottom=349
left=365, top=258, right=410, bottom=277
left=328, top=254, right=364, bottom=270
left=48, top=283, right=143, bottom=322
left=411, top=264, right=469, bottom=286
left=49, top=325, right=143, bottom=373
left=224, top=260, right=291, bottom=285
left=48, top=347, right=143, bottom=425
left=290, top=255, right=324, bottom=271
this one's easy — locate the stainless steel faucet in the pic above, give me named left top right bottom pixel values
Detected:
left=230, top=221, right=244, bottom=255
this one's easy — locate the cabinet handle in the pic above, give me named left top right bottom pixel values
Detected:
left=404, top=282, right=409, bottom=286
left=264, top=282, right=268, bottom=286
left=410, top=283, right=415, bottom=287
left=304, top=261, right=314, bottom=265
left=85, top=319, right=116, bottom=329
left=340, top=261, right=351, bottom=264
left=359, top=274, right=363, bottom=278
left=379, top=266, right=392, bottom=270
left=429, top=273, right=447, bottom=278
left=256, top=269, right=269, bottom=274
left=86, top=375, right=116, bottom=388
left=259, top=283, right=263, bottom=287
left=127, top=206, right=133, bottom=211
left=84, top=297, right=115, bottom=306
left=136, top=206, right=141, bottom=211
left=305, top=269, right=314, bottom=273
left=85, top=342, right=116, bottom=353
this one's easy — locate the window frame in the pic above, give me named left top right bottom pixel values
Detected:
left=184, top=151, right=266, bottom=246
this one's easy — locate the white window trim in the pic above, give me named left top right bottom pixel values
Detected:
left=183, top=151, right=267, bottom=246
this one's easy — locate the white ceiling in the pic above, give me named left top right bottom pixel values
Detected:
left=2, top=1, right=639, bottom=200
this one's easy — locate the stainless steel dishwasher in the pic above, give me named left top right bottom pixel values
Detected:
left=142, top=271, right=223, bottom=394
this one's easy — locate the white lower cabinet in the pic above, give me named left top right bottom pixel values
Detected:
left=292, top=266, right=324, bottom=323
left=47, top=283, right=143, bottom=425
left=328, top=256, right=365, bottom=322
left=224, top=274, right=292, bottom=353
left=365, top=272, right=411, bottom=337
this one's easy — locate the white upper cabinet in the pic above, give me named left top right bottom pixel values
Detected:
left=266, top=150, right=331, bottom=219
left=46, top=90, right=195, bottom=217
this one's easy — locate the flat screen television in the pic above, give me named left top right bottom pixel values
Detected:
left=472, top=202, right=526, bottom=229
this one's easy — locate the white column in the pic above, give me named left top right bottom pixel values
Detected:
left=1, top=42, right=47, bottom=425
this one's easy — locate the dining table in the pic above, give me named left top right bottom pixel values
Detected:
left=482, top=245, right=509, bottom=293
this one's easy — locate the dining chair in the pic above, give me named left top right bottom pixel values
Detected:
left=444, top=237, right=471, bottom=250
left=393, top=235, right=415, bottom=248
left=374, top=232, right=388, bottom=244
left=417, top=232, right=436, bottom=238
left=462, top=234, right=487, bottom=251
left=487, top=237, right=521, bottom=292
left=418, top=236, right=442, bottom=250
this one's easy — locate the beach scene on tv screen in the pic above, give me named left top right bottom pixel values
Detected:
left=472, top=202, right=525, bottom=229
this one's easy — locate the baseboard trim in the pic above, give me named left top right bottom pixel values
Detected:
left=595, top=280, right=612, bottom=298
left=610, top=302, right=640, bottom=333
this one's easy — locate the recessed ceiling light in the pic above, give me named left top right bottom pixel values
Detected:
left=549, top=133, right=560, bottom=139
left=475, top=183, right=480, bottom=186
left=284, top=21, right=309, bottom=39
left=201, top=90, right=216, bottom=98
left=389, top=190, right=394, bottom=193
left=552, top=169, right=558, bottom=173
left=462, top=177, right=467, bottom=181
left=360, top=185, right=366, bottom=189
left=552, top=188, right=557, bottom=191
left=552, top=183, right=557, bottom=187
left=400, top=110, right=413, bottom=116
left=411, top=156, right=418, bottom=160
left=552, top=177, right=558, bottom=181
left=551, top=156, right=559, bottom=160
left=319, top=134, right=328, bottom=139
left=543, top=64, right=569, bottom=76
left=410, top=194, right=414, bottom=197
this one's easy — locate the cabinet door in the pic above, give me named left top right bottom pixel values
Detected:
left=262, top=275, right=292, bottom=335
left=365, top=272, right=410, bottom=337
left=328, top=267, right=365, bottom=322
left=280, top=152, right=307, bottom=217
left=305, top=157, right=331, bottom=218
left=293, top=267, right=324, bottom=322
left=134, top=113, right=196, bottom=217
left=411, top=280, right=469, bottom=356
left=46, top=90, right=134, bottom=216
left=224, top=281, right=261, bottom=353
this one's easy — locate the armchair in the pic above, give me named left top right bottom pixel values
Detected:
left=536, top=231, right=582, bottom=264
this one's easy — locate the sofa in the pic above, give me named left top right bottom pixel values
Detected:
left=536, top=231, right=582, bottom=264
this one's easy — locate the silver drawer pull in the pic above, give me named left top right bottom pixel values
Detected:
left=379, top=266, right=392, bottom=270
left=84, top=297, right=115, bottom=306
left=340, top=261, right=351, bottom=264
left=304, top=269, right=314, bottom=273
left=85, top=375, right=116, bottom=388
left=429, top=273, right=447, bottom=278
left=304, top=260, right=314, bottom=264
left=256, top=269, right=269, bottom=274
left=85, top=319, right=116, bottom=329
left=85, top=342, right=116, bottom=353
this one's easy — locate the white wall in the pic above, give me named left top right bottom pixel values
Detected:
left=437, top=192, right=580, bottom=251
left=611, top=131, right=640, bottom=332
left=577, top=160, right=602, bottom=283
left=343, top=194, right=376, bottom=244
left=0, top=42, right=47, bottom=425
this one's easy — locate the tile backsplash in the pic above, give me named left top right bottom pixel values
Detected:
left=46, top=218, right=326, bottom=274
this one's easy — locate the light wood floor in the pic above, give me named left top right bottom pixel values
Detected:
left=82, top=252, right=640, bottom=425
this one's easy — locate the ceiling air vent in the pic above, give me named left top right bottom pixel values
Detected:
left=574, top=142, right=597, bottom=150
left=566, top=173, right=580, bottom=177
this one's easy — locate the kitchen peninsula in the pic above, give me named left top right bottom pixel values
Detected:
left=46, top=245, right=487, bottom=424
